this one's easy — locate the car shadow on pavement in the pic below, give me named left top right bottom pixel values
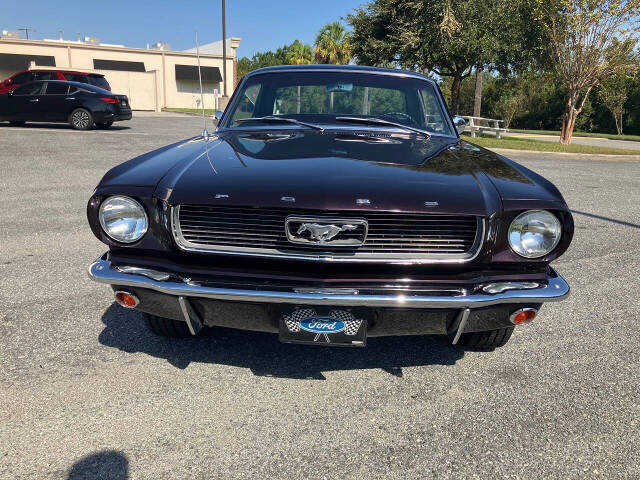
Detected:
left=98, top=303, right=464, bottom=380
left=571, top=209, right=640, bottom=229
left=67, top=450, right=128, bottom=480
left=3, top=122, right=131, bottom=131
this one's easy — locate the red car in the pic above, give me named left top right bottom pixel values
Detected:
left=0, top=69, right=110, bottom=94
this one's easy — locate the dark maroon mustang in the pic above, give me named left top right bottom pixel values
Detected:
left=87, top=65, right=572, bottom=349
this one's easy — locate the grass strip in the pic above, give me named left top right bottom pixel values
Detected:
left=464, top=134, right=638, bottom=155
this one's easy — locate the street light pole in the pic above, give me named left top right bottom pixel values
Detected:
left=222, top=0, right=228, bottom=102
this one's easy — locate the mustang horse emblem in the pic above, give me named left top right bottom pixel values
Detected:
left=297, top=223, right=358, bottom=243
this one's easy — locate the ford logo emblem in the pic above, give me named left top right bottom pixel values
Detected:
left=299, top=317, right=345, bottom=334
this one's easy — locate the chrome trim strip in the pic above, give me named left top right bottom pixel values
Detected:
left=114, top=266, right=170, bottom=282
left=89, top=255, right=570, bottom=309
left=482, top=281, right=540, bottom=294
left=178, top=296, right=203, bottom=335
left=294, top=288, right=360, bottom=295
left=171, top=206, right=486, bottom=264
left=451, top=308, right=470, bottom=345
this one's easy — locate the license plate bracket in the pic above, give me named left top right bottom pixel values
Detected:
left=278, top=307, right=367, bottom=347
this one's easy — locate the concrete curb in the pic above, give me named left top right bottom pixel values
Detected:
left=161, top=110, right=212, bottom=117
left=489, top=148, right=640, bottom=161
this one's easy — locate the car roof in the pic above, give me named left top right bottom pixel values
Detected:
left=13, top=69, right=103, bottom=76
left=244, top=64, right=435, bottom=84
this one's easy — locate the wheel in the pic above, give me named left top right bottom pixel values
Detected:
left=95, top=121, right=113, bottom=129
left=69, top=108, right=93, bottom=130
left=9, top=121, right=26, bottom=126
left=456, top=327, right=514, bottom=349
left=143, top=312, right=193, bottom=338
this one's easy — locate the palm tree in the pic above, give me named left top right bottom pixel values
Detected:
left=314, top=22, right=352, bottom=64
left=285, top=40, right=313, bottom=113
left=285, top=40, right=314, bottom=65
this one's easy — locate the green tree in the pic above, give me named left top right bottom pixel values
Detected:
left=598, top=70, right=636, bottom=135
left=315, top=22, right=352, bottom=64
left=237, top=57, right=253, bottom=81
left=348, top=0, right=540, bottom=114
left=236, top=42, right=310, bottom=81
left=534, top=0, right=640, bottom=144
left=286, top=40, right=314, bottom=65
left=251, top=45, right=291, bottom=68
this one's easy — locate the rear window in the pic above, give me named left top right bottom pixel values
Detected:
left=89, top=76, right=110, bottom=90
left=63, top=73, right=88, bottom=83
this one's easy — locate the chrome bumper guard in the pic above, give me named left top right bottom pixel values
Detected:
left=88, top=254, right=570, bottom=309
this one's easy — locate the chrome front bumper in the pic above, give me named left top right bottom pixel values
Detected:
left=88, top=254, right=570, bottom=309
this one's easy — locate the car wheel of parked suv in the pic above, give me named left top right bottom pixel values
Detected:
left=143, top=312, right=194, bottom=338
left=456, top=327, right=514, bottom=349
left=95, top=121, right=113, bottom=129
left=69, top=108, right=93, bottom=130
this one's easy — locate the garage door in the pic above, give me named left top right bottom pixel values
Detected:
left=95, top=70, right=158, bottom=111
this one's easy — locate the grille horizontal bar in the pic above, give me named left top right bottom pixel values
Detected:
left=173, top=205, right=484, bottom=263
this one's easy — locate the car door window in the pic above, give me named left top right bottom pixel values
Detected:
left=12, top=72, right=34, bottom=84
left=13, top=83, right=43, bottom=95
left=419, top=87, right=451, bottom=134
left=45, top=83, right=70, bottom=95
left=231, top=84, right=261, bottom=123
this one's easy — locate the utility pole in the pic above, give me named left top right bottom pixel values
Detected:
left=473, top=65, right=483, bottom=118
left=222, top=0, right=228, bottom=104
left=18, top=27, right=35, bottom=40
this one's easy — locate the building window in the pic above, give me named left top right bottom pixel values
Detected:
left=93, top=59, right=145, bottom=72
left=175, top=65, right=222, bottom=83
left=0, top=53, right=56, bottom=75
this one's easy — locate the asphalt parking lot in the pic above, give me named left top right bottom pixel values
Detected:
left=1, top=113, right=639, bottom=479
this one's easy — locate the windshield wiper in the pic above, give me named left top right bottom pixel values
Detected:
left=335, top=116, right=430, bottom=138
left=235, top=116, right=324, bottom=132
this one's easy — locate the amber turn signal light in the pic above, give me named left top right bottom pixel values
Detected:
left=510, top=308, right=537, bottom=325
left=114, top=291, right=139, bottom=308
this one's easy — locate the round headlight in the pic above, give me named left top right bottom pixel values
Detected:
left=99, top=196, right=148, bottom=243
left=508, top=210, right=561, bottom=258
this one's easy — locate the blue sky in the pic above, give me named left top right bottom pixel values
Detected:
left=2, top=0, right=365, bottom=58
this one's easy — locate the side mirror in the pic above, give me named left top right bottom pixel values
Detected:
left=212, top=111, right=223, bottom=128
left=453, top=116, right=466, bottom=135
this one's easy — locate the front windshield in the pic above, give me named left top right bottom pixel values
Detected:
left=222, top=71, right=454, bottom=136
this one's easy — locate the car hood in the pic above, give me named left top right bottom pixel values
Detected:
left=100, top=129, right=563, bottom=216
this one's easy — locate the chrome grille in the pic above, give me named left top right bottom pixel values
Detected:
left=172, top=205, right=484, bottom=262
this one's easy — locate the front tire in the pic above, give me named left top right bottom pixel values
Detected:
left=143, top=313, right=193, bottom=338
left=456, top=327, right=514, bottom=349
left=69, top=108, right=93, bottom=130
